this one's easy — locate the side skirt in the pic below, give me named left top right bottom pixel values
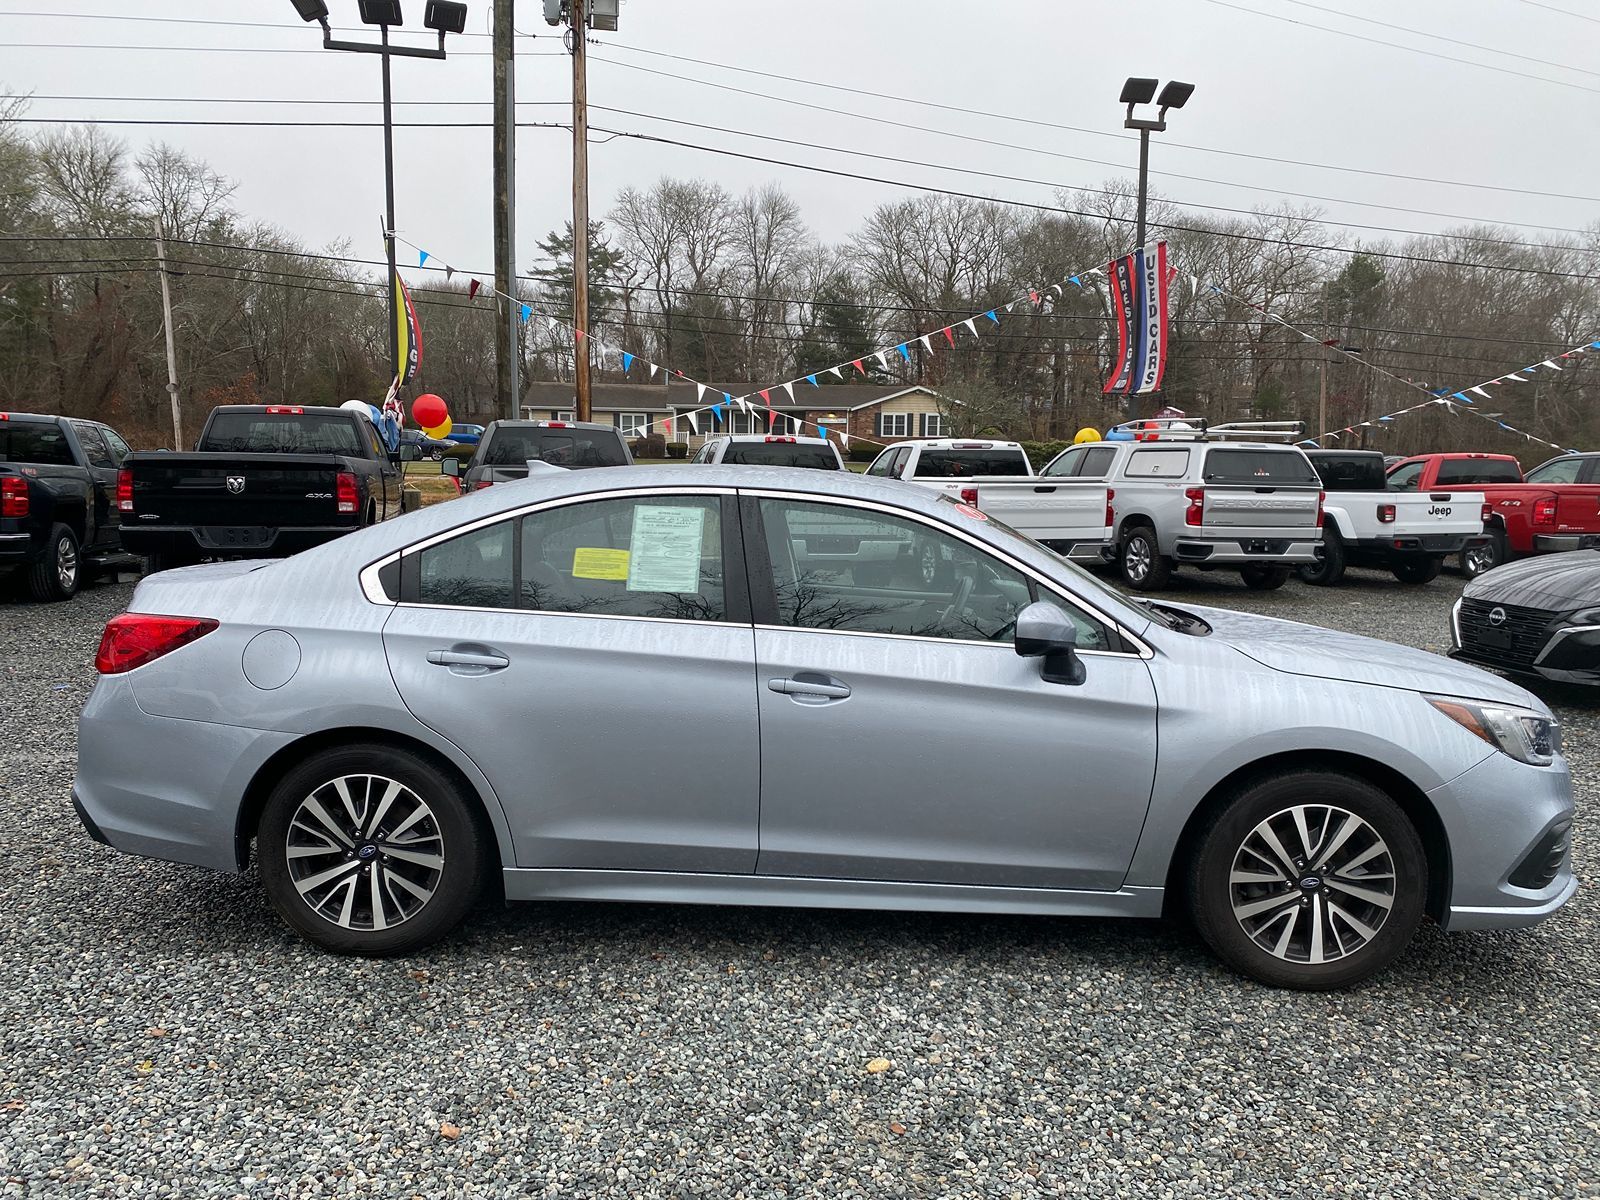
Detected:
left=502, top=868, right=1166, bottom=919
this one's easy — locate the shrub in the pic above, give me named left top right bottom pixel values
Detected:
left=1020, top=440, right=1070, bottom=467
left=665, top=441, right=689, bottom=460
left=848, top=442, right=880, bottom=462
left=630, top=434, right=667, bottom=459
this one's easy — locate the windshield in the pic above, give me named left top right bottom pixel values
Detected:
left=199, top=412, right=364, bottom=455
left=913, top=449, right=1031, bottom=477
left=0, top=422, right=75, bottom=465
left=483, top=428, right=627, bottom=469
left=722, top=443, right=840, bottom=469
left=1436, top=458, right=1522, bottom=485
left=1204, top=448, right=1319, bottom=485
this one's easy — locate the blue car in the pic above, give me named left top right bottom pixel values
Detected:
left=444, top=423, right=485, bottom=447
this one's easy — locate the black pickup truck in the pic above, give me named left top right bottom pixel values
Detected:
left=1, top=412, right=140, bottom=601
left=119, top=405, right=402, bottom=569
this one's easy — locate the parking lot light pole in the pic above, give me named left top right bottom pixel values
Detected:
left=290, top=1, right=467, bottom=388
left=1120, top=77, right=1194, bottom=247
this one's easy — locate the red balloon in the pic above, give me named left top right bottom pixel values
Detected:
left=411, top=393, right=448, bottom=429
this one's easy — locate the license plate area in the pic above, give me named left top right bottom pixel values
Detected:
left=196, top=526, right=274, bottom=549
left=1475, top=627, right=1514, bottom=651
left=1242, top=539, right=1289, bottom=555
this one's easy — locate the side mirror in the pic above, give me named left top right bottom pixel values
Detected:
left=441, top=457, right=460, bottom=478
left=1014, top=601, right=1085, bottom=685
left=399, top=443, right=420, bottom=463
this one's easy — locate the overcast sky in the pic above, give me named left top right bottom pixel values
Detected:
left=4, top=0, right=1597, bottom=281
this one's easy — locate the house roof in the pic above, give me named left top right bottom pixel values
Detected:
left=519, top=380, right=937, bottom=414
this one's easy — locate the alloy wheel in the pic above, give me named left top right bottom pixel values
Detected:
left=56, top=535, right=78, bottom=592
left=1463, top=542, right=1497, bottom=576
left=1125, top=536, right=1151, bottom=583
left=1228, top=804, right=1396, bottom=965
left=285, top=774, right=445, bottom=932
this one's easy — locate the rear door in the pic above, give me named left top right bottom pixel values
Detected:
left=70, top=422, right=120, bottom=548
left=382, top=488, right=761, bottom=872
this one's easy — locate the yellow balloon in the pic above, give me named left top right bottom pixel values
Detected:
left=1074, top=427, right=1102, bottom=444
left=422, top=417, right=453, bottom=439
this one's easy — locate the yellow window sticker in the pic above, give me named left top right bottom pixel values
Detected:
left=571, top=547, right=630, bottom=580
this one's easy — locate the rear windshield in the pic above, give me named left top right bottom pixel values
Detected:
left=0, top=422, right=74, bottom=466
left=1204, top=448, right=1319, bottom=485
left=484, top=429, right=627, bottom=469
left=1309, top=453, right=1386, bottom=491
left=201, top=413, right=363, bottom=455
left=912, top=449, right=1030, bottom=477
left=1435, top=458, right=1522, bottom=485
left=722, top=443, right=840, bottom=469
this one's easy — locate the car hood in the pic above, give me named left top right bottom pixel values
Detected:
left=1182, top=604, right=1541, bottom=707
left=1465, top=549, right=1600, bottom=611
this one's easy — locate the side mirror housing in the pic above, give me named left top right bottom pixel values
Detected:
left=398, top=443, right=420, bottom=463
left=1014, top=601, right=1085, bottom=685
left=441, top=457, right=460, bottom=478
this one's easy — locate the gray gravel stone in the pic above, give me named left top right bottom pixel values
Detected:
left=0, top=565, right=1594, bottom=1197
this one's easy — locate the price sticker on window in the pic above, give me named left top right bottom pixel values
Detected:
left=571, top=547, right=630, bottom=580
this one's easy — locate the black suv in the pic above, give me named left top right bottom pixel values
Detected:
left=446, top=420, right=634, bottom=493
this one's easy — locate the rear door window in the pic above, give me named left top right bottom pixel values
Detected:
left=1435, top=458, right=1523, bottom=485
left=1525, top=457, right=1582, bottom=484
left=1203, top=449, right=1319, bottom=485
left=1077, top=447, right=1117, bottom=478
left=911, top=449, right=1030, bottom=478
left=72, top=423, right=116, bottom=469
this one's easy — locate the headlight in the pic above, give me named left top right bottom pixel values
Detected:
left=1565, top=607, right=1600, bottom=627
left=1427, top=696, right=1561, bottom=766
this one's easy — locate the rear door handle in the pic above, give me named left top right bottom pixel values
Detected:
left=427, top=649, right=510, bottom=672
left=768, top=675, right=851, bottom=701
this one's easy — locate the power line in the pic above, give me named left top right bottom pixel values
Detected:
left=591, top=40, right=1600, bottom=205
left=1197, top=0, right=1600, bottom=93
left=1518, top=0, right=1600, bottom=23
left=0, top=8, right=536, bottom=38
left=1, top=41, right=565, bottom=57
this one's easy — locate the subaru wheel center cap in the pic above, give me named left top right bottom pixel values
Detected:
left=357, top=843, right=379, bottom=861
left=1299, top=875, right=1322, bottom=891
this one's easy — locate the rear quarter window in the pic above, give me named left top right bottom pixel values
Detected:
left=1123, top=448, right=1191, bottom=479
left=1435, top=458, right=1523, bottom=485
left=1203, top=449, right=1319, bottom=485
left=912, top=449, right=1031, bottom=477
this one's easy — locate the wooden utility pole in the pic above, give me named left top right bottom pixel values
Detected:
left=153, top=227, right=183, bottom=450
left=1318, top=282, right=1328, bottom=442
left=571, top=0, right=592, bottom=421
left=493, top=0, right=520, bottom=420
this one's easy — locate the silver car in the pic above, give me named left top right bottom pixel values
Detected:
left=74, top=467, right=1575, bottom=989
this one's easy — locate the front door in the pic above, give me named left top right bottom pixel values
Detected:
left=747, top=495, right=1158, bottom=892
left=382, top=490, right=761, bottom=873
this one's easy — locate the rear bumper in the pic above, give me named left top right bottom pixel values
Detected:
left=1350, top=533, right=1481, bottom=556
left=1173, top=537, right=1320, bottom=565
left=121, top=524, right=360, bottom=558
left=1533, top=533, right=1600, bottom=553
left=1039, top=538, right=1114, bottom=563
left=0, top=530, right=37, bottom=564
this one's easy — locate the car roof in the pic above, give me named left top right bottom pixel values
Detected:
left=897, top=439, right=1025, bottom=450
left=485, top=419, right=616, bottom=432
left=0, top=411, right=68, bottom=423
left=714, top=434, right=832, bottom=445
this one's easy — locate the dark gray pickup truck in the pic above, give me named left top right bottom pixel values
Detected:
left=119, top=405, right=402, bottom=569
left=1, top=412, right=141, bottom=600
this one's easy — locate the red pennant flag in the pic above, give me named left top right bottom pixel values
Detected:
left=852, top=359, right=865, bottom=375
left=766, top=407, right=778, bottom=430
left=574, top=329, right=585, bottom=341
left=1030, top=290, right=1040, bottom=305
left=941, top=327, right=955, bottom=347
left=467, top=279, right=481, bottom=300
left=759, top=389, right=771, bottom=404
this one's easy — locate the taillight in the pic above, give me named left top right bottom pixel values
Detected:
left=1105, top=487, right=1115, bottom=529
left=1, top=476, right=27, bottom=518
left=959, top=486, right=978, bottom=505
left=1481, top=503, right=1493, bottom=524
left=117, top=468, right=134, bottom=512
left=1184, top=487, right=1204, bottom=526
left=95, top=613, right=218, bottom=675
left=1316, top=489, right=1326, bottom=528
left=1377, top=503, right=1396, bottom=523
left=473, top=479, right=492, bottom=490
left=1534, top=497, right=1557, bottom=528
left=335, top=471, right=358, bottom=515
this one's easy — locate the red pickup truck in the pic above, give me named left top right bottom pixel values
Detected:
left=1386, top=451, right=1600, bottom=574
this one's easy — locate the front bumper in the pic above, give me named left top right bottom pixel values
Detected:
left=1430, top=749, right=1577, bottom=931
left=1173, top=537, right=1321, bottom=565
left=1533, top=533, right=1600, bottom=553
left=1450, top=599, right=1600, bottom=684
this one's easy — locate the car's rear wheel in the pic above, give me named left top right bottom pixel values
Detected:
left=1297, top=529, right=1346, bottom=586
left=1188, top=770, right=1426, bottom=989
left=1460, top=532, right=1504, bottom=578
left=28, top=523, right=80, bottom=602
left=1119, top=525, right=1171, bottom=591
left=257, top=745, right=488, bottom=955
left=1392, top=556, right=1442, bottom=585
left=1239, top=564, right=1290, bottom=591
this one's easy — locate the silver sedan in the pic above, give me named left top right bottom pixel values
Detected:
left=74, top=467, right=1575, bottom=989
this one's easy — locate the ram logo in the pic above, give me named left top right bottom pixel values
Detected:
left=225, top=476, right=246, bottom=495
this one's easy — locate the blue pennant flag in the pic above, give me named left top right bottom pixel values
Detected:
left=984, top=309, right=999, bottom=324
left=1379, top=415, right=1393, bottom=422
left=621, top=351, right=634, bottom=372
left=896, top=343, right=911, bottom=362
left=519, top=303, right=531, bottom=324
left=1430, top=388, right=1450, bottom=396
left=1069, top=275, right=1081, bottom=288
left=1499, top=421, right=1512, bottom=430
left=1453, top=391, right=1472, bottom=405
left=806, top=374, right=819, bottom=387
left=419, top=250, right=429, bottom=267
left=723, top=392, right=733, bottom=404
left=711, top=403, right=723, bottom=420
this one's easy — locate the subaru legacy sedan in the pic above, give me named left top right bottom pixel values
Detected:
left=74, top=468, right=1574, bottom=989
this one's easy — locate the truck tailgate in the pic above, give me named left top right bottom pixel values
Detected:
left=1202, top=486, right=1321, bottom=529
left=1555, top=485, right=1600, bottom=533
left=127, top=453, right=349, bottom=529
left=1389, top=491, right=1485, bottom=534
left=974, top=481, right=1109, bottom=541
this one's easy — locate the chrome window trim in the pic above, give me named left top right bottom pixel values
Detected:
left=393, top=602, right=748, bottom=630
left=740, top=487, right=1152, bottom=658
left=360, top=553, right=401, bottom=605
left=754, top=622, right=1133, bottom=657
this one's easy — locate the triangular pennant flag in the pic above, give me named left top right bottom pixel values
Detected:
left=1005, top=301, right=1016, bottom=313
left=963, top=318, right=978, bottom=337
left=711, top=402, right=723, bottom=420
left=1189, top=274, right=1200, bottom=296
left=918, top=334, right=933, bottom=354
left=850, top=359, right=864, bottom=375
left=696, top=383, right=707, bottom=404
left=984, top=310, right=999, bottom=324
left=1453, top=392, right=1472, bottom=405
left=896, top=343, right=912, bottom=362
left=574, top=329, right=585, bottom=341
left=621, top=351, right=634, bottom=372
left=1029, top=290, right=1040, bottom=306
left=685, top=410, right=699, bottom=434
left=467, top=279, right=481, bottom=300
left=649, top=363, right=658, bottom=380
left=1540, top=359, right=1562, bottom=370
left=759, top=389, right=772, bottom=405
left=828, top=365, right=843, bottom=379
left=1470, top=386, right=1490, bottom=398
left=766, top=407, right=778, bottom=430
left=782, top=381, right=795, bottom=403
left=1503, top=373, right=1525, bottom=382
left=874, top=350, right=890, bottom=370
left=1070, top=276, right=1082, bottom=288
left=445, top=265, right=455, bottom=281
left=519, top=303, right=531, bottom=324
left=807, top=374, right=819, bottom=387
left=419, top=250, right=429, bottom=267
left=738, top=396, right=752, bottom=414
left=941, top=327, right=956, bottom=347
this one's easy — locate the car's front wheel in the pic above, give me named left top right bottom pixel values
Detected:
left=1187, top=770, right=1426, bottom=989
left=257, top=745, right=488, bottom=955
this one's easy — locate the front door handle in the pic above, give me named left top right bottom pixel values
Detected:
left=427, top=648, right=510, bottom=674
left=768, top=674, right=851, bottom=702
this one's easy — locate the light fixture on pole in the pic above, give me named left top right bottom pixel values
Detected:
left=289, top=1, right=465, bottom=396
left=1120, top=77, right=1194, bottom=247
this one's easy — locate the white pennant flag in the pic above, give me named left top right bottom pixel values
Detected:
left=919, top=334, right=933, bottom=354
left=963, top=318, right=978, bottom=337
left=696, top=383, right=707, bottom=404
left=649, top=363, right=659, bottom=380
left=1189, top=273, right=1200, bottom=296
left=1470, top=386, right=1490, bottom=398
left=874, top=350, right=890, bottom=371
left=840, top=432, right=850, bottom=449
left=686, top=410, right=699, bottom=434
left=737, top=396, right=751, bottom=414
left=782, top=381, right=795, bottom=402
left=1504, top=373, right=1528, bottom=383
left=1540, top=359, right=1562, bottom=370
left=1004, top=301, right=1015, bottom=313
left=828, top=365, right=843, bottom=379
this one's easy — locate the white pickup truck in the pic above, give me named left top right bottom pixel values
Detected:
left=864, top=438, right=1113, bottom=564
left=1300, top=450, right=1489, bottom=585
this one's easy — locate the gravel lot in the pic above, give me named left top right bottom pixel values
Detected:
left=1, top=564, right=1594, bottom=1198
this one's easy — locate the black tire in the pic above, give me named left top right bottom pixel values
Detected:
left=1187, top=770, right=1427, bottom=990
left=913, top=537, right=954, bottom=589
left=1459, top=532, right=1505, bottom=579
left=1297, top=529, right=1346, bottom=586
left=142, top=550, right=195, bottom=575
left=1239, top=564, right=1290, bottom=591
left=1392, top=555, right=1442, bottom=586
left=1119, top=524, right=1172, bottom=591
left=27, top=523, right=80, bottom=602
left=256, top=745, right=489, bottom=955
